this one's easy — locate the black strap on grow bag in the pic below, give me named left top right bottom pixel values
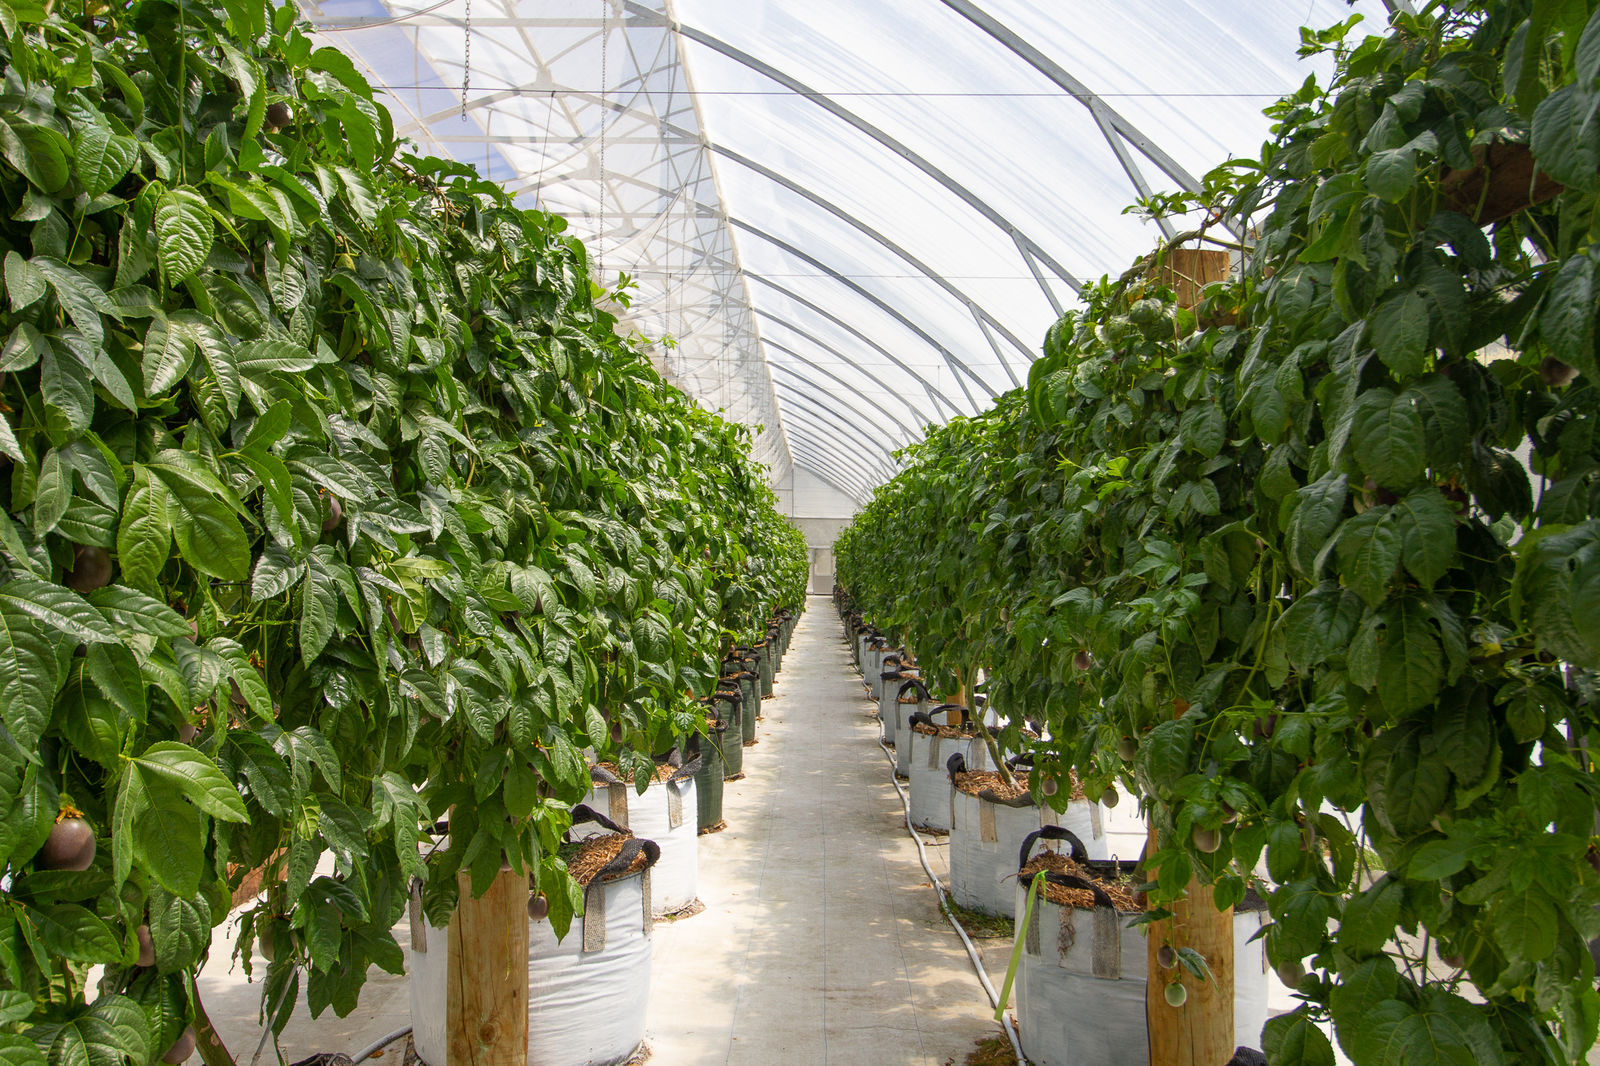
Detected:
left=897, top=677, right=931, bottom=702
left=665, top=751, right=702, bottom=784
left=570, top=803, right=627, bottom=837
left=1018, top=825, right=1091, bottom=871
left=590, top=764, right=625, bottom=785
left=946, top=751, right=967, bottom=783
left=1007, top=752, right=1036, bottom=771
left=596, top=836, right=662, bottom=881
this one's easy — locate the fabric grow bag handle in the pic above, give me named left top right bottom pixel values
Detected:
left=907, top=710, right=935, bottom=730
left=569, top=803, right=628, bottom=837
left=897, top=677, right=931, bottom=702
left=932, top=702, right=971, bottom=725
left=595, top=836, right=662, bottom=882
left=667, top=753, right=702, bottom=784
left=1018, top=825, right=1091, bottom=871
left=946, top=751, right=967, bottom=783
left=589, top=764, right=625, bottom=785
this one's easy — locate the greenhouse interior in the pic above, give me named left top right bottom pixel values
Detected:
left=1, top=0, right=1598, bottom=1064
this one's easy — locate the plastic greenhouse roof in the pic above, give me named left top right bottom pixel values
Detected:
left=304, top=0, right=1401, bottom=505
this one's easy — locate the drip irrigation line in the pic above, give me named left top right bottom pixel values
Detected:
left=350, top=1027, right=414, bottom=1065
left=874, top=734, right=1027, bottom=1063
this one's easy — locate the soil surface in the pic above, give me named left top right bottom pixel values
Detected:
left=568, top=832, right=651, bottom=886
left=1018, top=852, right=1144, bottom=911
left=593, top=761, right=677, bottom=784
left=953, top=769, right=1032, bottom=802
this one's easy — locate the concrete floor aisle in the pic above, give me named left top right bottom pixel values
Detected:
left=643, top=597, right=1004, bottom=1065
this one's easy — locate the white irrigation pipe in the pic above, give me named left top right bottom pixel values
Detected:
left=877, top=736, right=1028, bottom=1064
left=351, top=1027, right=413, bottom=1065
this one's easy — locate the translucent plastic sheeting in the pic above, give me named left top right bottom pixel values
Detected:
left=305, top=0, right=1396, bottom=507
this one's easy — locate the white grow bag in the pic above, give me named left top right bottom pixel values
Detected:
left=1011, top=832, right=1270, bottom=1066
left=574, top=764, right=698, bottom=914
left=947, top=759, right=1107, bottom=918
left=888, top=680, right=931, bottom=776
left=905, top=712, right=985, bottom=832
left=410, top=838, right=658, bottom=1066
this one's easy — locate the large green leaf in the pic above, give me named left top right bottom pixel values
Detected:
left=0, top=575, right=118, bottom=644
left=146, top=886, right=209, bottom=973
left=72, top=123, right=137, bottom=198
left=1336, top=507, right=1402, bottom=607
left=1364, top=721, right=1450, bottom=837
left=1368, top=289, right=1430, bottom=377
left=115, top=468, right=170, bottom=590
left=152, top=187, right=213, bottom=286
left=151, top=472, right=250, bottom=581
left=1351, top=388, right=1426, bottom=489
left=1262, top=1008, right=1335, bottom=1066
left=131, top=742, right=248, bottom=822
left=0, top=117, right=69, bottom=192
left=28, top=995, right=149, bottom=1066
left=1539, top=252, right=1596, bottom=379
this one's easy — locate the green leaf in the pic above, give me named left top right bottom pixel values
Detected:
left=33, top=448, right=71, bottom=535
left=153, top=187, right=213, bottom=287
left=139, top=314, right=197, bottom=396
left=1496, top=886, right=1558, bottom=967
left=1531, top=84, right=1600, bottom=194
left=130, top=777, right=205, bottom=895
left=1409, top=835, right=1477, bottom=879
left=0, top=574, right=118, bottom=643
left=147, top=886, right=209, bottom=973
left=1364, top=720, right=1450, bottom=837
left=1263, top=1008, right=1336, bottom=1066
left=1359, top=990, right=1506, bottom=1066
left=5, top=252, right=45, bottom=310
left=1366, top=145, right=1416, bottom=202
left=1281, top=583, right=1364, bottom=670
left=86, top=642, right=146, bottom=720
left=1539, top=252, right=1596, bottom=379
left=115, top=468, right=170, bottom=590
left=299, top=553, right=338, bottom=662
left=235, top=336, right=325, bottom=376
left=153, top=474, right=250, bottom=581
left=1351, top=388, right=1426, bottom=489
left=1288, top=474, right=1348, bottom=577
left=1392, top=488, right=1457, bottom=588
left=1338, top=874, right=1403, bottom=957
left=30, top=904, right=118, bottom=963
left=1368, top=289, right=1430, bottom=377
left=28, top=994, right=149, bottom=1066
left=87, top=586, right=188, bottom=638
left=0, top=608, right=59, bottom=751
left=1337, top=508, right=1402, bottom=607
left=1178, top=400, right=1226, bottom=458
left=72, top=124, right=137, bottom=198
left=0, top=117, right=69, bottom=192
left=131, top=742, right=248, bottom=821
left=0, top=1034, right=47, bottom=1066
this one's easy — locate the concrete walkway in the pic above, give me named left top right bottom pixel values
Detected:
left=643, top=597, right=1005, bottom=1065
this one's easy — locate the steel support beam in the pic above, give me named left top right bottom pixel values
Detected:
left=762, top=340, right=923, bottom=445
left=638, top=1, right=1084, bottom=294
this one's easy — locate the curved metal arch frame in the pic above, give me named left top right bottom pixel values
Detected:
left=776, top=424, right=884, bottom=499
left=762, top=341, right=923, bottom=447
left=772, top=389, right=898, bottom=484
left=645, top=3, right=1087, bottom=305
left=744, top=274, right=959, bottom=424
left=790, top=455, right=874, bottom=506
left=728, top=217, right=995, bottom=414
left=514, top=93, right=1040, bottom=393
left=766, top=376, right=900, bottom=468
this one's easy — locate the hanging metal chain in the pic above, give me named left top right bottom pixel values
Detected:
left=460, top=0, right=471, bottom=121
left=597, top=0, right=608, bottom=278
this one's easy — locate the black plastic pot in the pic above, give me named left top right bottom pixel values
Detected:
left=690, top=719, right=727, bottom=829
left=711, top=690, right=744, bottom=777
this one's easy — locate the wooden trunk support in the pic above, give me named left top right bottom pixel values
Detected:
left=1146, top=246, right=1235, bottom=1066
left=447, top=867, right=529, bottom=1066
left=1145, top=824, right=1235, bottom=1065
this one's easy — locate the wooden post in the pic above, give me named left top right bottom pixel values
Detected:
left=947, top=668, right=967, bottom=728
left=447, top=867, right=529, bottom=1066
left=1146, top=247, right=1234, bottom=1066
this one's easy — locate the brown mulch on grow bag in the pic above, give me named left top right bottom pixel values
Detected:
left=1018, top=851, right=1145, bottom=912
left=743, top=738, right=758, bottom=747
left=724, top=772, right=745, bottom=783
left=567, top=833, right=651, bottom=887
left=954, top=769, right=1033, bottom=802
left=912, top=720, right=975, bottom=739
left=593, top=761, right=676, bottom=784
left=762, top=693, right=775, bottom=700
left=698, top=820, right=727, bottom=836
